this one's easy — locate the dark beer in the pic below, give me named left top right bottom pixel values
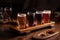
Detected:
left=35, top=11, right=42, bottom=25
left=26, top=12, right=34, bottom=27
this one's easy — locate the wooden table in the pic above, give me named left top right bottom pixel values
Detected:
left=0, top=22, right=59, bottom=40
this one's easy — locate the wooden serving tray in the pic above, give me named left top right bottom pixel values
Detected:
left=12, top=22, right=55, bottom=33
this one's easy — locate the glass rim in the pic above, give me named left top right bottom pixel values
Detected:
left=36, top=11, right=42, bottom=14
left=42, top=11, right=51, bottom=14
left=17, top=13, right=26, bottom=17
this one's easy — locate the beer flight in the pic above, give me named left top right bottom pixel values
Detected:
left=17, top=10, right=51, bottom=29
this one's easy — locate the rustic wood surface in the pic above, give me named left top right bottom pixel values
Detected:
left=0, top=22, right=60, bottom=40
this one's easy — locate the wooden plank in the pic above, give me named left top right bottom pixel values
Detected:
left=15, top=22, right=55, bottom=33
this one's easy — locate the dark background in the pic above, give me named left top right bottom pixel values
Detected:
left=0, top=0, right=60, bottom=18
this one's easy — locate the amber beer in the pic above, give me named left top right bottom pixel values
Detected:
left=35, top=11, right=42, bottom=25
left=42, top=10, right=51, bottom=23
left=17, top=13, right=26, bottom=29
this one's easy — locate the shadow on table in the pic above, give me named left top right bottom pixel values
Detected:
left=0, top=28, right=20, bottom=38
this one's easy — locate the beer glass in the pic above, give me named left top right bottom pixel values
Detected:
left=17, top=13, right=26, bottom=29
left=35, top=11, right=42, bottom=25
left=26, top=12, right=35, bottom=27
left=0, top=7, right=4, bottom=21
left=4, top=7, right=12, bottom=21
left=42, top=10, right=51, bottom=23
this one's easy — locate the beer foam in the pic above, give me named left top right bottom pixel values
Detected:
left=4, top=8, right=6, bottom=11
left=36, top=11, right=42, bottom=14
left=42, top=10, right=51, bottom=14
left=10, top=8, right=12, bottom=11
left=18, top=13, right=20, bottom=16
left=18, top=13, right=26, bottom=17
left=27, top=12, right=30, bottom=15
left=33, top=13, right=35, bottom=15
left=21, top=14, right=26, bottom=16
